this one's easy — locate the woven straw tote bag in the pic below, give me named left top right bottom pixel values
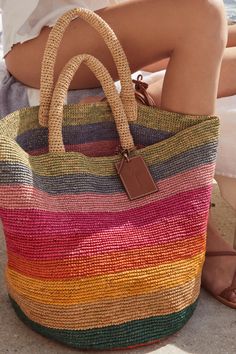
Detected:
left=0, top=8, right=220, bottom=350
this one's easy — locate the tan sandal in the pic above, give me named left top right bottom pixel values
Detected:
left=204, top=251, right=236, bottom=309
left=80, top=75, right=155, bottom=107
left=133, top=74, right=156, bottom=106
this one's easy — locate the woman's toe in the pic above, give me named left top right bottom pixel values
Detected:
left=220, top=286, right=236, bottom=303
left=228, top=289, right=236, bottom=303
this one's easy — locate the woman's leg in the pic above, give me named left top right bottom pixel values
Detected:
left=218, top=47, right=236, bottom=97
left=143, top=23, right=236, bottom=73
left=227, top=23, right=236, bottom=47
left=6, top=0, right=226, bottom=115
left=144, top=47, right=236, bottom=101
left=202, top=215, right=236, bottom=302
left=141, top=28, right=236, bottom=303
left=219, top=24, right=236, bottom=97
left=144, top=24, right=236, bottom=103
left=146, top=46, right=236, bottom=105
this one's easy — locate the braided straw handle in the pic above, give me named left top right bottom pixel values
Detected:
left=39, top=7, right=137, bottom=127
left=49, top=54, right=135, bottom=153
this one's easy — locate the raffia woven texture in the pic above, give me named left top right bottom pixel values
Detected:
left=49, top=54, right=135, bottom=152
left=39, top=8, right=137, bottom=127
left=0, top=7, right=220, bottom=351
left=0, top=101, right=219, bottom=349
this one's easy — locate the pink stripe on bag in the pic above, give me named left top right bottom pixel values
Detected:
left=0, top=164, right=214, bottom=212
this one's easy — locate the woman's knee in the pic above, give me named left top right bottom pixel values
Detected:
left=202, top=0, right=227, bottom=36
left=193, top=0, right=227, bottom=40
left=177, top=0, right=227, bottom=53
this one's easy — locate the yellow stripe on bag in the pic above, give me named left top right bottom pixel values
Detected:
left=8, top=276, right=201, bottom=330
left=6, top=253, right=204, bottom=306
left=0, top=120, right=218, bottom=177
left=0, top=104, right=218, bottom=137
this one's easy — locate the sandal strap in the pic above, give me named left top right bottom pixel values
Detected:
left=133, top=75, right=156, bottom=107
left=220, top=271, right=236, bottom=295
left=220, top=286, right=236, bottom=297
left=206, top=251, right=236, bottom=257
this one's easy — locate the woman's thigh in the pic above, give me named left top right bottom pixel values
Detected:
left=4, top=0, right=223, bottom=89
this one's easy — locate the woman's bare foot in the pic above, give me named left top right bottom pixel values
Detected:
left=202, top=214, right=236, bottom=304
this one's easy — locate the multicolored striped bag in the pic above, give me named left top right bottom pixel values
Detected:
left=0, top=8, right=219, bottom=350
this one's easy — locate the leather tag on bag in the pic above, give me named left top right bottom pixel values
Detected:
left=115, top=156, right=158, bottom=200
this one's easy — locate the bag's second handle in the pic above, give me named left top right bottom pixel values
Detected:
left=48, top=54, right=135, bottom=153
left=39, top=8, right=137, bottom=126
